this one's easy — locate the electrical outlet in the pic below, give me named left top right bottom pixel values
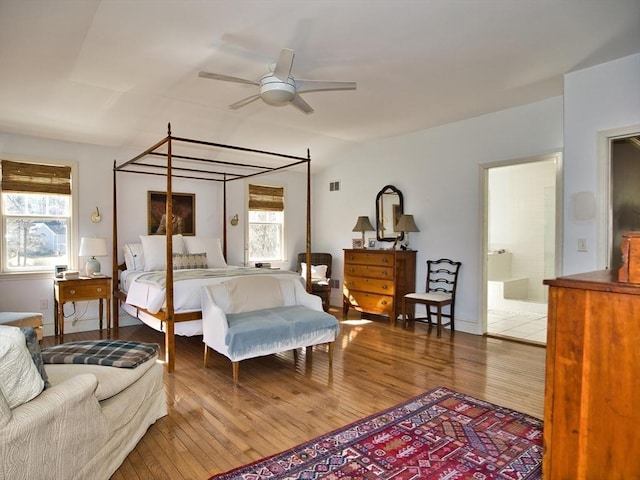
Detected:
left=577, top=238, right=588, bottom=252
left=39, top=299, right=48, bottom=309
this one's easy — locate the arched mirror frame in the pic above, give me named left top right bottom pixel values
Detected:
left=376, top=184, right=404, bottom=242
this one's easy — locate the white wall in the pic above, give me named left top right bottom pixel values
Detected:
left=313, top=97, right=563, bottom=334
left=563, top=53, right=640, bottom=274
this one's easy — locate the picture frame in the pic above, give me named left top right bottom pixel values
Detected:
left=368, top=238, right=377, bottom=249
left=352, top=238, right=364, bottom=249
left=147, top=191, right=196, bottom=235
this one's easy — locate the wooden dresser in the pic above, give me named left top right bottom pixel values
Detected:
left=543, top=270, right=640, bottom=478
left=343, top=249, right=416, bottom=324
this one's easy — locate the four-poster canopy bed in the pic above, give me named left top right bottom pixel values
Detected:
left=112, top=124, right=313, bottom=372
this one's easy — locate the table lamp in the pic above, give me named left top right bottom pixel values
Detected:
left=352, top=216, right=374, bottom=248
left=79, top=237, right=108, bottom=276
left=394, top=214, right=420, bottom=249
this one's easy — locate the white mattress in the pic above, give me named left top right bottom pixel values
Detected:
left=120, top=267, right=301, bottom=337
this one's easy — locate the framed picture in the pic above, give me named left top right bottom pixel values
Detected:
left=352, top=238, right=364, bottom=249
left=148, top=191, right=196, bottom=235
left=368, top=238, right=377, bottom=249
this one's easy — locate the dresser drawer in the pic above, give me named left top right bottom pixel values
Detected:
left=59, top=283, right=110, bottom=301
left=345, top=291, right=393, bottom=315
left=344, top=263, right=393, bottom=279
left=344, top=251, right=394, bottom=266
left=344, top=275, right=395, bottom=295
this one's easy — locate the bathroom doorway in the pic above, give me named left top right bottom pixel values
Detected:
left=483, top=153, right=561, bottom=345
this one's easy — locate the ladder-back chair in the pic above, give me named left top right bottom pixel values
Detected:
left=402, top=258, right=462, bottom=336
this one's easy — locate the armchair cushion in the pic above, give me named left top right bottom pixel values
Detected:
left=0, top=326, right=44, bottom=409
left=300, top=262, right=328, bottom=282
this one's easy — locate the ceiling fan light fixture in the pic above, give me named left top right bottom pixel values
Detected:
left=260, top=82, right=296, bottom=106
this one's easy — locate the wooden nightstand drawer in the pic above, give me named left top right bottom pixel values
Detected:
left=61, top=283, right=110, bottom=301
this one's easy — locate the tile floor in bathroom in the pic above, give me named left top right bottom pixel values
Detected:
left=487, top=309, right=548, bottom=345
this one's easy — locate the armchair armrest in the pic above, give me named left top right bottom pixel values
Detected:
left=0, top=374, right=110, bottom=480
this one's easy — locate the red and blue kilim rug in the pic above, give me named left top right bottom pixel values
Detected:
left=209, top=386, right=543, bottom=480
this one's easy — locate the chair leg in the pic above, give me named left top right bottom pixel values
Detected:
left=328, top=342, right=334, bottom=366
left=450, top=305, right=455, bottom=332
left=203, top=345, right=209, bottom=367
left=232, top=361, right=239, bottom=384
left=436, top=306, right=442, bottom=337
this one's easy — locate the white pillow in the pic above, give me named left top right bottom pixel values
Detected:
left=0, top=326, right=44, bottom=409
left=300, top=262, right=328, bottom=281
left=183, top=236, right=227, bottom=268
left=123, top=243, right=145, bottom=271
left=139, top=234, right=185, bottom=271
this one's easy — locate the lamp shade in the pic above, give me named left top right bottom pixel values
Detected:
left=395, top=214, right=420, bottom=232
left=79, top=237, right=108, bottom=257
left=352, top=216, right=374, bottom=232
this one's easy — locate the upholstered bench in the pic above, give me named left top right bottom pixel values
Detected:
left=0, top=312, right=43, bottom=340
left=201, top=275, right=340, bottom=384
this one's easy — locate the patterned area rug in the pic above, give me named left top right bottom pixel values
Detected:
left=209, top=386, right=543, bottom=480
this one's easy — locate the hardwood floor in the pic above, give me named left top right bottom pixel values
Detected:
left=42, top=307, right=546, bottom=480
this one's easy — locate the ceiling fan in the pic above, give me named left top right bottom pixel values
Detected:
left=198, top=48, right=356, bottom=114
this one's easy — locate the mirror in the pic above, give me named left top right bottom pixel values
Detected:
left=376, top=185, right=404, bottom=242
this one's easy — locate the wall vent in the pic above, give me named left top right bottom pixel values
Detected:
left=329, top=181, right=340, bottom=192
left=331, top=279, right=340, bottom=289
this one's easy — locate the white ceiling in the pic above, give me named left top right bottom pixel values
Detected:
left=0, top=0, right=638, bottom=169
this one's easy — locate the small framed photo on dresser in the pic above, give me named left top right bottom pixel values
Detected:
left=352, top=238, right=364, bottom=249
left=368, top=238, right=377, bottom=249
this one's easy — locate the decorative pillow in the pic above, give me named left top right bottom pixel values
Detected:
left=300, top=263, right=328, bottom=281
left=123, top=243, right=145, bottom=271
left=140, top=234, right=185, bottom=271
left=183, top=236, right=227, bottom=268
left=0, top=326, right=44, bottom=409
left=173, top=252, right=208, bottom=270
left=19, top=327, right=50, bottom=389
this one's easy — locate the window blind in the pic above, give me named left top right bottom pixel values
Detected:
left=1, top=160, right=71, bottom=195
left=248, top=184, right=284, bottom=212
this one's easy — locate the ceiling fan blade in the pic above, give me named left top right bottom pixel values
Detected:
left=295, top=79, right=357, bottom=93
left=198, top=71, right=259, bottom=86
left=229, top=94, right=261, bottom=110
left=272, top=48, right=295, bottom=81
left=290, top=94, right=314, bottom=114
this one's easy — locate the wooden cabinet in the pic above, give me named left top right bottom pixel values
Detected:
left=543, top=270, right=640, bottom=479
left=54, top=276, right=112, bottom=339
left=343, top=249, right=416, bottom=324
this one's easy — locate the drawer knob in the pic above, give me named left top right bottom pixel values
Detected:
left=349, top=267, right=354, bottom=273
left=70, top=289, right=75, bottom=294
left=382, top=271, right=388, bottom=276
left=382, top=258, right=389, bottom=263
left=97, top=287, right=102, bottom=293
left=381, top=300, right=387, bottom=305
left=382, top=284, right=388, bottom=290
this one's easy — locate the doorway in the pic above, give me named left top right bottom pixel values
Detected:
left=482, top=153, right=561, bottom=345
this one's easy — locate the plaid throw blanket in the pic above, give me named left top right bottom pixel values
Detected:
left=42, top=340, right=159, bottom=368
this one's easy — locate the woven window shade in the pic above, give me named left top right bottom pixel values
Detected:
left=248, top=184, right=284, bottom=211
left=1, top=160, right=71, bottom=195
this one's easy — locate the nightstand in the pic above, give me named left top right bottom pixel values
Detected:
left=53, top=276, right=112, bottom=339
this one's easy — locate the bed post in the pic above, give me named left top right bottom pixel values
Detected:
left=305, top=149, right=312, bottom=292
left=112, top=160, right=119, bottom=336
left=165, top=123, right=176, bottom=373
left=223, top=173, right=227, bottom=260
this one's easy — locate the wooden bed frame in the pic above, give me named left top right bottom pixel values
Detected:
left=112, top=124, right=313, bottom=372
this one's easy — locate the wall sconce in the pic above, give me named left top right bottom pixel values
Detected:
left=230, top=214, right=239, bottom=226
left=352, top=216, right=374, bottom=248
left=394, top=214, right=420, bottom=250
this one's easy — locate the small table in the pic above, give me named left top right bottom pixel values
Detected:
left=53, top=276, right=111, bottom=339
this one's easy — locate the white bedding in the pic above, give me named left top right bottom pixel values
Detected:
left=121, top=267, right=301, bottom=336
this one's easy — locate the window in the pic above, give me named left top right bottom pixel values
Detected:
left=1, top=160, right=72, bottom=273
left=247, top=184, right=284, bottom=262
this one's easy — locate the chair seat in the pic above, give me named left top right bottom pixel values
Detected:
left=405, top=292, right=451, bottom=303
